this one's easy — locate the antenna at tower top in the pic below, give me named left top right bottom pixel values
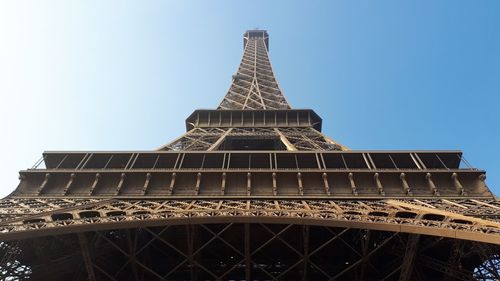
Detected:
left=243, top=29, right=269, bottom=50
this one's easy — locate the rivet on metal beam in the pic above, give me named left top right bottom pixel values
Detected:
left=348, top=173, right=358, bottom=195
left=425, top=173, right=439, bottom=195
left=374, top=173, right=385, bottom=195
left=400, top=173, right=413, bottom=196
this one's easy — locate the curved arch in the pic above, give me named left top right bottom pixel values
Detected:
left=3, top=213, right=499, bottom=245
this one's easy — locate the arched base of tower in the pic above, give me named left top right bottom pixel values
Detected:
left=1, top=223, right=499, bottom=281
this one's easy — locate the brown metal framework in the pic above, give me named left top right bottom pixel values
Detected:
left=0, top=30, right=499, bottom=280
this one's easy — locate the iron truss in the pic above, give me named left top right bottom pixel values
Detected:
left=160, top=127, right=345, bottom=151
left=0, top=198, right=498, bottom=243
left=218, top=31, right=290, bottom=110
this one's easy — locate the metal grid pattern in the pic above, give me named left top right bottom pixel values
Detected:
left=0, top=198, right=498, bottom=243
left=1, top=224, right=499, bottom=281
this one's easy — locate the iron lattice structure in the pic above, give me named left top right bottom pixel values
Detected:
left=0, top=30, right=499, bottom=281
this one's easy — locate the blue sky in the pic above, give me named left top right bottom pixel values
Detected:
left=0, top=1, right=499, bottom=197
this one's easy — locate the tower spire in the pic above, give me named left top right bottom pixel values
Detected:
left=218, top=30, right=290, bottom=110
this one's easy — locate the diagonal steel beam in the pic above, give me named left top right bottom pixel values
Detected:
left=94, top=263, right=119, bottom=281
left=143, top=227, right=219, bottom=279
left=135, top=226, right=171, bottom=255
left=96, top=231, right=168, bottom=281
left=330, top=232, right=399, bottom=281
left=200, top=224, right=244, bottom=256
left=251, top=224, right=294, bottom=256
left=207, top=128, right=232, bottom=151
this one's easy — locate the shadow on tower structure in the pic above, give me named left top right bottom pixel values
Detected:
left=0, top=30, right=499, bottom=281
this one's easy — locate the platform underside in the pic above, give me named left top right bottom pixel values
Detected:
left=1, top=223, right=499, bottom=281
left=0, top=197, right=499, bottom=280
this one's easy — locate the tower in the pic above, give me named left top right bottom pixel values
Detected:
left=0, top=30, right=499, bottom=280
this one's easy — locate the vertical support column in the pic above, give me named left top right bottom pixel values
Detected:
left=77, top=233, right=97, bottom=281
left=221, top=172, right=227, bottom=195
left=348, top=173, right=358, bottom=195
left=297, top=173, right=304, bottom=195
left=187, top=224, right=197, bottom=281
left=272, top=172, right=278, bottom=195
left=195, top=173, right=202, bottom=195
left=168, top=173, right=176, bottom=195
left=245, top=223, right=251, bottom=281
left=247, top=173, right=252, bottom=196
left=359, top=230, right=372, bottom=281
left=142, top=173, right=152, bottom=195
left=302, top=225, right=310, bottom=281
left=322, top=173, right=330, bottom=195
left=399, top=234, right=420, bottom=281
left=126, top=229, right=140, bottom=281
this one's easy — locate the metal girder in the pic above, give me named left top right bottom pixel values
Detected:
left=330, top=232, right=399, bottom=280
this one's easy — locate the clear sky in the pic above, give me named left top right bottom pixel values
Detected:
left=0, top=1, right=499, bottom=197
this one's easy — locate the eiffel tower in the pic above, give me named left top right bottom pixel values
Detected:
left=0, top=30, right=499, bottom=281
